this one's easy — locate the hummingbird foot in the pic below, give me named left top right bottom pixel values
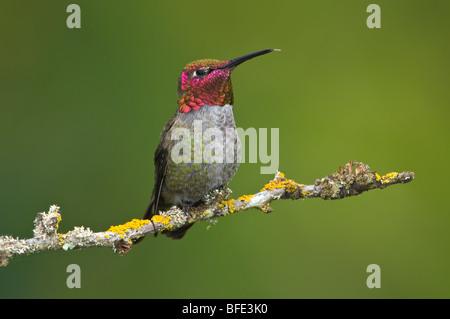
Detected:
left=180, top=202, right=195, bottom=219
left=180, top=199, right=206, bottom=220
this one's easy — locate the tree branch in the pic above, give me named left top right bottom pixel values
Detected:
left=0, top=161, right=414, bottom=267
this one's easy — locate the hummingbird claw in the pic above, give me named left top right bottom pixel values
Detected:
left=181, top=203, right=193, bottom=219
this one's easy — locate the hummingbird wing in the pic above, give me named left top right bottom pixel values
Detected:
left=145, top=145, right=169, bottom=218
left=141, top=114, right=194, bottom=240
left=134, top=136, right=170, bottom=244
left=134, top=145, right=168, bottom=244
left=143, top=118, right=174, bottom=220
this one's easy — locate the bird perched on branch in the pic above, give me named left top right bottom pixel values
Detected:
left=141, top=49, right=279, bottom=240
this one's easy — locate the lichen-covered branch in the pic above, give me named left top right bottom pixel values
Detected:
left=0, top=161, right=414, bottom=267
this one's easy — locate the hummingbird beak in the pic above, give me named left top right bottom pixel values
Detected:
left=218, top=48, right=280, bottom=70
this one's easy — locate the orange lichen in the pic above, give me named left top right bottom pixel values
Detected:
left=150, top=215, right=174, bottom=231
left=150, top=215, right=172, bottom=226
left=107, top=219, right=150, bottom=238
left=57, top=233, right=66, bottom=246
left=381, top=172, right=398, bottom=184
left=260, top=173, right=298, bottom=193
left=55, top=214, right=62, bottom=229
left=375, top=173, right=382, bottom=181
left=260, top=205, right=272, bottom=213
left=219, top=199, right=236, bottom=213
left=238, top=194, right=254, bottom=202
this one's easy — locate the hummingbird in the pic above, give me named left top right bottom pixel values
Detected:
left=141, top=49, right=278, bottom=240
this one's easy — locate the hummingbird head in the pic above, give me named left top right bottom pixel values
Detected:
left=177, top=49, right=279, bottom=113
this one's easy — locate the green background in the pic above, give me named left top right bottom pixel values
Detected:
left=1, top=0, right=449, bottom=298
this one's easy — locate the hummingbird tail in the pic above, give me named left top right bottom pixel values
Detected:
left=162, top=223, right=194, bottom=240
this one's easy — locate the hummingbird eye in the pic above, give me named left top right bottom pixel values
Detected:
left=193, top=68, right=209, bottom=77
